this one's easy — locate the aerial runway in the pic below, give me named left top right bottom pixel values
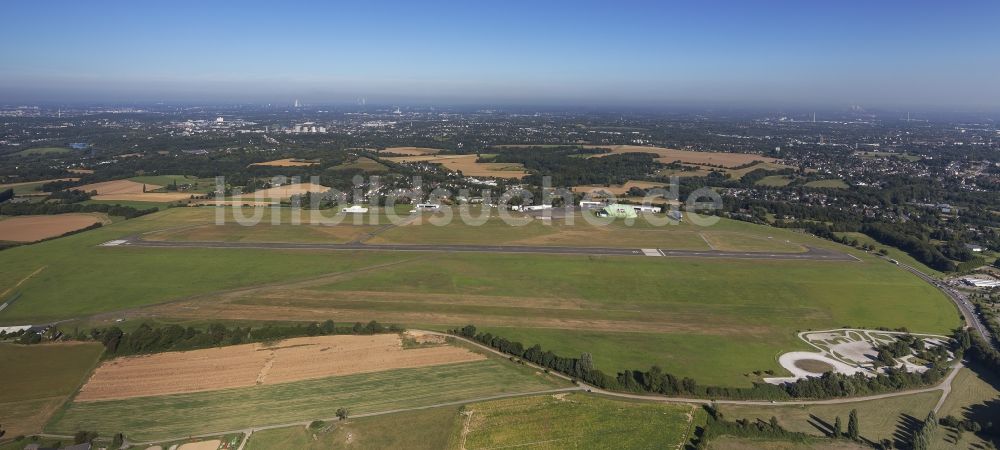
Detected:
left=106, top=236, right=859, bottom=261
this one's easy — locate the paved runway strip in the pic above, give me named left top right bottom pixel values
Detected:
left=107, top=236, right=859, bottom=261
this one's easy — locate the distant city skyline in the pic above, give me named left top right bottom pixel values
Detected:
left=1, top=0, right=999, bottom=109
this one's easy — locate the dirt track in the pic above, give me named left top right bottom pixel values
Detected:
left=75, top=334, right=483, bottom=402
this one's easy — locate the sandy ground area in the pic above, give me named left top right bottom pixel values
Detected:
left=176, top=439, right=220, bottom=450
left=766, top=351, right=868, bottom=384
left=250, top=158, right=319, bottom=167
left=0, top=213, right=105, bottom=242
left=75, top=334, right=484, bottom=402
left=587, top=145, right=779, bottom=168
left=247, top=182, right=331, bottom=199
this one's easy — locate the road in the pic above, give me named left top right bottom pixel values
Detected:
left=77, top=328, right=963, bottom=448
left=889, top=258, right=994, bottom=346
left=108, top=236, right=859, bottom=261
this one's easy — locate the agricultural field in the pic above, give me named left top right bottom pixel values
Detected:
left=76, top=179, right=194, bottom=202
left=332, top=156, right=388, bottom=172
left=570, top=180, right=668, bottom=195
left=383, top=154, right=528, bottom=178
left=381, top=146, right=442, bottom=155
left=245, top=182, right=330, bottom=200
left=0, top=213, right=107, bottom=242
left=460, top=393, right=700, bottom=449
left=719, top=391, right=941, bottom=446
left=77, top=333, right=484, bottom=401
left=249, top=158, right=319, bottom=167
left=0, top=342, right=104, bottom=437
left=129, top=175, right=217, bottom=193
left=245, top=406, right=461, bottom=450
left=48, top=356, right=566, bottom=441
left=586, top=145, right=780, bottom=168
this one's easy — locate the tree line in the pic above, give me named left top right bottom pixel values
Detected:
left=452, top=325, right=958, bottom=401
left=82, top=320, right=402, bottom=356
left=0, top=199, right=157, bottom=219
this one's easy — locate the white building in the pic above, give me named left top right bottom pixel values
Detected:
left=415, top=203, right=442, bottom=210
left=579, top=201, right=604, bottom=209
left=341, top=205, right=369, bottom=213
left=522, top=204, right=553, bottom=211
left=962, top=277, right=1000, bottom=288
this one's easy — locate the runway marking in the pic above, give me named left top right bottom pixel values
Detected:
left=641, top=248, right=662, bottom=257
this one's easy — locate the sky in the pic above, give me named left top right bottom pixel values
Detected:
left=1, top=0, right=998, bottom=109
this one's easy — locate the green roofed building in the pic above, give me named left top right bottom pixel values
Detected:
left=601, top=204, right=638, bottom=218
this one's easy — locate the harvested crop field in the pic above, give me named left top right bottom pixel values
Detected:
left=75, top=334, right=484, bottom=401
left=247, top=182, right=330, bottom=199
left=383, top=154, right=527, bottom=178
left=77, top=179, right=160, bottom=195
left=571, top=180, right=667, bottom=195
left=75, top=179, right=194, bottom=202
left=382, top=146, right=442, bottom=155
left=588, top=145, right=779, bottom=168
left=0, top=213, right=106, bottom=242
left=250, top=158, right=319, bottom=167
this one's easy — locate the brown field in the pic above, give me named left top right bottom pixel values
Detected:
left=0, top=213, right=106, bottom=242
left=384, top=154, right=527, bottom=178
left=176, top=440, right=221, bottom=450
left=247, top=182, right=331, bottom=199
left=571, top=180, right=668, bottom=195
left=588, top=145, right=780, bottom=168
left=190, top=200, right=278, bottom=207
left=0, top=177, right=79, bottom=189
left=250, top=158, right=319, bottom=167
left=381, top=146, right=442, bottom=155
left=75, top=179, right=194, bottom=202
left=74, top=334, right=484, bottom=402
left=77, top=179, right=158, bottom=195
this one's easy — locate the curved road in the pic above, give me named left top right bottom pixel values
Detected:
left=888, top=258, right=994, bottom=346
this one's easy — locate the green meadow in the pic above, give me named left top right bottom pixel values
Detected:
left=47, top=359, right=565, bottom=441
left=0, top=206, right=960, bottom=388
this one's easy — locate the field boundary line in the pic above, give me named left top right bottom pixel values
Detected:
left=122, top=387, right=583, bottom=446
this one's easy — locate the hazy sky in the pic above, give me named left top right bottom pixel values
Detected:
left=1, top=0, right=998, bottom=109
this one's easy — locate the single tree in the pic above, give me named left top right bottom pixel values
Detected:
left=833, top=416, right=843, bottom=438
left=848, top=409, right=859, bottom=440
left=336, top=408, right=349, bottom=421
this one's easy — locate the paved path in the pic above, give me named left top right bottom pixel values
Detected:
left=109, top=236, right=858, bottom=261
left=427, top=330, right=965, bottom=407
